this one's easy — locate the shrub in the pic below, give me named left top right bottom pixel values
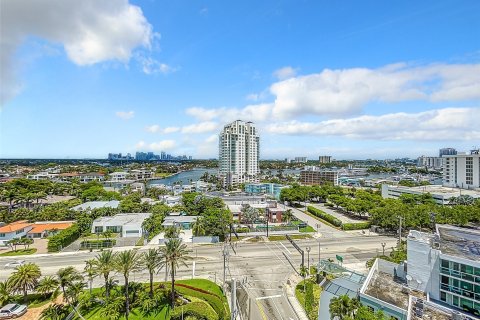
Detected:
left=171, top=301, right=219, bottom=320
left=341, top=222, right=371, bottom=230
left=235, top=227, right=250, bottom=233
left=47, top=224, right=80, bottom=252
left=307, top=206, right=342, bottom=227
left=174, top=283, right=229, bottom=320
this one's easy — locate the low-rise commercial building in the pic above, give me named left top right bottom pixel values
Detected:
left=244, top=183, right=288, bottom=200
left=91, top=213, right=151, bottom=238
left=381, top=184, right=480, bottom=205
left=443, top=151, right=480, bottom=189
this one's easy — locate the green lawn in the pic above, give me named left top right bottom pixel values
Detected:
left=0, top=248, right=37, bottom=256
left=177, top=279, right=224, bottom=298
left=268, top=234, right=312, bottom=241
left=84, top=306, right=170, bottom=320
left=299, top=225, right=315, bottom=232
left=295, top=278, right=322, bottom=320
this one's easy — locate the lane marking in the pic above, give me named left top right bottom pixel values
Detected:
left=256, top=300, right=268, bottom=320
left=280, top=242, right=292, bottom=255
left=256, top=294, right=283, bottom=300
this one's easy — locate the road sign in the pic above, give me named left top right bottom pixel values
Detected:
left=336, top=255, right=343, bottom=263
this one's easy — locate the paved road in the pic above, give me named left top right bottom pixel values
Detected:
left=0, top=234, right=396, bottom=320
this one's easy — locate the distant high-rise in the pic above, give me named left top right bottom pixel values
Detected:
left=219, top=120, right=260, bottom=186
left=443, top=151, right=480, bottom=189
left=318, top=155, right=332, bottom=163
left=439, top=148, right=457, bottom=157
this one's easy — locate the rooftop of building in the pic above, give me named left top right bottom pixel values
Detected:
left=406, top=296, right=471, bottom=320
left=92, top=212, right=151, bottom=226
left=385, top=184, right=480, bottom=197
left=163, top=215, right=198, bottom=223
left=362, top=259, right=425, bottom=311
left=72, top=200, right=120, bottom=211
left=28, top=221, right=74, bottom=234
left=0, top=220, right=32, bottom=233
left=436, top=224, right=480, bottom=260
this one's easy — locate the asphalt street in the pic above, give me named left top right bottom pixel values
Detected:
left=0, top=234, right=397, bottom=320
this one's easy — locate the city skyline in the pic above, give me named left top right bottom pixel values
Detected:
left=1, top=1, right=480, bottom=159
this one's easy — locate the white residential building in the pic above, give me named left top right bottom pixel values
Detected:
left=443, top=152, right=480, bottom=189
left=91, top=213, right=151, bottom=238
left=110, top=172, right=129, bottom=182
left=417, top=156, right=444, bottom=169
left=0, top=221, right=34, bottom=246
left=318, top=155, right=332, bottom=163
left=219, top=120, right=260, bottom=187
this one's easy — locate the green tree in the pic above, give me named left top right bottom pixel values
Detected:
left=56, top=266, right=83, bottom=303
left=8, top=262, right=41, bottom=302
left=142, top=248, right=162, bottom=298
left=91, top=250, right=117, bottom=298
left=159, top=238, right=192, bottom=308
left=0, top=281, right=12, bottom=306
left=84, top=259, right=97, bottom=295
left=114, top=249, right=143, bottom=320
left=40, top=303, right=70, bottom=320
left=329, top=294, right=356, bottom=320
left=36, top=276, right=59, bottom=299
left=283, top=209, right=294, bottom=223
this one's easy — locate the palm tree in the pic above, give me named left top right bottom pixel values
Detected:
left=40, top=303, right=70, bottom=320
left=283, top=209, right=294, bottom=223
left=142, top=248, right=162, bottom=298
left=0, top=281, right=12, bottom=306
left=65, top=280, right=86, bottom=306
left=0, top=187, right=17, bottom=213
left=159, top=238, right=192, bottom=308
left=37, top=276, right=59, bottom=299
left=8, top=263, right=41, bottom=302
left=192, top=218, right=206, bottom=237
left=91, top=250, right=117, bottom=298
left=329, top=294, right=356, bottom=320
left=56, top=266, right=83, bottom=303
left=84, top=259, right=97, bottom=295
left=114, top=249, right=143, bottom=320
left=20, top=237, right=34, bottom=250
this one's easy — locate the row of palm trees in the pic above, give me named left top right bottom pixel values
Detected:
left=0, top=238, right=191, bottom=320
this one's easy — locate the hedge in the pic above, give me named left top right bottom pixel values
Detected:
left=170, top=301, right=219, bottom=320
left=307, top=206, right=342, bottom=227
left=235, top=227, right=250, bottom=233
left=341, top=222, right=371, bottom=230
left=175, top=283, right=229, bottom=320
left=47, top=224, right=81, bottom=252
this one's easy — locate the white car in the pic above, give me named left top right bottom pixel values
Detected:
left=0, top=304, right=27, bottom=318
left=4, top=260, right=25, bottom=269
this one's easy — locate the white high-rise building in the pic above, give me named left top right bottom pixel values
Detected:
left=443, top=151, right=480, bottom=189
left=219, top=120, right=260, bottom=187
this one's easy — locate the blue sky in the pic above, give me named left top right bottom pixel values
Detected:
left=1, top=0, right=479, bottom=159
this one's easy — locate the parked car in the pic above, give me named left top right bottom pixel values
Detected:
left=4, top=260, right=25, bottom=269
left=0, top=304, right=27, bottom=318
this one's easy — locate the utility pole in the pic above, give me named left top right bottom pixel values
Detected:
left=318, top=238, right=321, bottom=262
left=398, top=216, right=403, bottom=249
left=223, top=245, right=229, bottom=288
left=231, top=278, right=236, bottom=320
left=306, top=246, right=311, bottom=273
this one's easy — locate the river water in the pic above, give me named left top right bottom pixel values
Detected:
left=147, top=168, right=217, bottom=186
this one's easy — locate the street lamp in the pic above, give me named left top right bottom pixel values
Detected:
left=306, top=246, right=311, bottom=273
left=381, top=242, right=386, bottom=256
left=318, top=238, right=321, bottom=262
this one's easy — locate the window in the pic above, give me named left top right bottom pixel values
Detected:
left=0, top=233, right=5, bottom=237
left=15, top=229, right=24, bottom=234
left=94, top=226, right=103, bottom=233
left=441, top=291, right=447, bottom=301
left=441, top=260, right=450, bottom=269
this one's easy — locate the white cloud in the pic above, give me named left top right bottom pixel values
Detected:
left=266, top=107, right=480, bottom=141
left=116, top=111, right=135, bottom=120
left=246, top=93, right=259, bottom=101
left=185, top=104, right=273, bottom=123
left=270, top=63, right=480, bottom=119
left=136, top=140, right=176, bottom=151
left=138, top=56, right=175, bottom=75
left=145, top=125, right=160, bottom=133
left=163, top=126, right=180, bottom=134
left=181, top=122, right=219, bottom=134
left=273, top=66, right=298, bottom=80
left=1, top=0, right=155, bottom=105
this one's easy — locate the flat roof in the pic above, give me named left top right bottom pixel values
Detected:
left=365, top=270, right=410, bottom=310
left=72, top=200, right=120, bottom=211
left=409, top=297, right=452, bottom=320
left=385, top=184, right=480, bottom=197
left=163, top=216, right=198, bottom=224
left=437, top=224, right=480, bottom=260
left=92, top=212, right=151, bottom=226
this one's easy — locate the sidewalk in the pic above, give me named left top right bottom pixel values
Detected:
left=284, top=273, right=309, bottom=320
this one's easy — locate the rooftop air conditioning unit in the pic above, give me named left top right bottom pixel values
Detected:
left=451, top=311, right=463, bottom=320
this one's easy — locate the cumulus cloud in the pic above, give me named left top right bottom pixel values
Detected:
left=270, top=63, right=480, bottom=118
left=181, top=121, right=219, bottom=134
left=273, top=66, right=298, bottom=80
left=136, top=140, right=176, bottom=151
left=266, top=107, right=480, bottom=141
left=138, top=56, right=175, bottom=75
left=1, top=0, right=155, bottom=105
left=116, top=111, right=135, bottom=120
left=145, top=125, right=180, bottom=134
left=185, top=104, right=273, bottom=123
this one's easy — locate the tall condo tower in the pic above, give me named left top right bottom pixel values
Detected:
left=219, top=120, right=260, bottom=187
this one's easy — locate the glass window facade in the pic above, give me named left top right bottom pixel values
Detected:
left=440, top=259, right=480, bottom=316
